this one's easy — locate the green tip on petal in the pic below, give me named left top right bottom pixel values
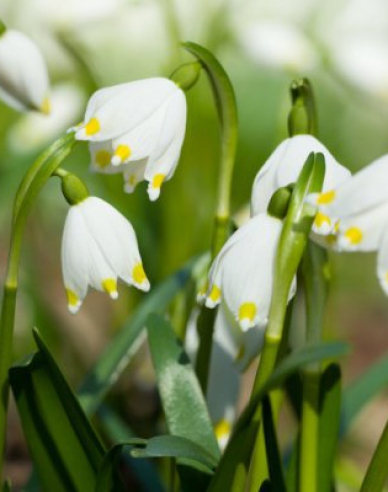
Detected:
left=170, top=61, right=202, bottom=91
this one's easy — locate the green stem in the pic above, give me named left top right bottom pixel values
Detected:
left=182, top=42, right=238, bottom=392
left=299, top=243, right=329, bottom=492
left=0, top=134, right=76, bottom=482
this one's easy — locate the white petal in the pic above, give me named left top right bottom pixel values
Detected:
left=335, top=202, right=388, bottom=252
left=0, top=30, right=50, bottom=112
left=376, top=219, right=388, bottom=295
left=80, top=197, right=149, bottom=291
left=211, top=214, right=285, bottom=331
left=251, top=135, right=350, bottom=216
left=123, top=159, right=148, bottom=194
left=76, top=78, right=178, bottom=141
left=312, top=154, right=388, bottom=219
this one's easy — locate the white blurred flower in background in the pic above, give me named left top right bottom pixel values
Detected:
left=8, top=83, right=85, bottom=154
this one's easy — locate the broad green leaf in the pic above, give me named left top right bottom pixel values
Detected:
left=9, top=328, right=120, bottom=492
left=208, top=341, right=348, bottom=492
left=342, top=354, right=388, bottom=433
left=360, top=417, right=388, bottom=492
left=262, top=397, right=286, bottom=492
left=78, top=255, right=203, bottom=415
left=318, top=364, right=342, bottom=492
left=146, top=313, right=220, bottom=461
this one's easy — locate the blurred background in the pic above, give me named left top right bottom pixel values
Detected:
left=0, top=0, right=387, bottom=489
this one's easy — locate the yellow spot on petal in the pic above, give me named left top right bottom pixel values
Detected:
left=133, top=263, right=147, bottom=285
left=152, top=174, right=166, bottom=189
left=66, top=289, right=79, bottom=307
left=209, top=285, right=221, bottom=303
left=344, top=227, right=363, bottom=245
left=102, top=278, right=118, bottom=297
left=317, top=190, right=335, bottom=205
left=314, top=211, right=331, bottom=228
left=238, top=302, right=257, bottom=323
left=114, top=144, right=132, bottom=162
left=334, top=220, right=340, bottom=233
left=127, top=174, right=137, bottom=187
left=214, top=419, right=231, bottom=441
left=95, top=149, right=112, bottom=168
left=41, top=97, right=51, bottom=115
left=85, top=117, right=100, bottom=136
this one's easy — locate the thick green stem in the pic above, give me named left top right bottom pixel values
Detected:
left=182, top=43, right=238, bottom=391
left=0, top=134, right=75, bottom=482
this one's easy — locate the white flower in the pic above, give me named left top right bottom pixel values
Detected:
left=0, top=29, right=50, bottom=113
left=201, top=213, right=296, bottom=332
left=250, top=134, right=351, bottom=235
left=8, top=83, right=85, bottom=154
left=74, top=77, right=187, bottom=201
left=186, top=305, right=263, bottom=450
left=61, top=196, right=150, bottom=313
left=307, top=154, right=388, bottom=294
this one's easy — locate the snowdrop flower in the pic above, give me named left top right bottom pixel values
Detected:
left=8, top=83, right=85, bottom=154
left=74, top=77, right=187, bottom=201
left=200, top=213, right=296, bottom=332
left=308, top=154, right=388, bottom=294
left=62, top=196, right=150, bottom=313
left=186, top=306, right=263, bottom=449
left=0, top=28, right=50, bottom=113
left=251, top=134, right=351, bottom=234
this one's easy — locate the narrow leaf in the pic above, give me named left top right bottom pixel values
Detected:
left=342, top=354, right=388, bottom=433
left=9, top=329, right=110, bottom=492
left=360, top=417, right=388, bottom=492
left=78, top=255, right=202, bottom=415
left=318, top=364, right=342, bottom=492
left=262, top=397, right=286, bottom=492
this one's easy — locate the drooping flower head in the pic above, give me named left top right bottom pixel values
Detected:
left=74, top=77, right=187, bottom=201
left=200, top=213, right=296, bottom=332
left=251, top=134, right=351, bottom=235
left=62, top=196, right=150, bottom=313
left=307, top=154, right=388, bottom=295
left=0, top=28, right=50, bottom=113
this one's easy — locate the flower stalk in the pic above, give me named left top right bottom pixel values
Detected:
left=182, top=42, right=238, bottom=392
left=0, top=133, right=76, bottom=482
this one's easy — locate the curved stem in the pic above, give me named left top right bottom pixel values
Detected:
left=182, top=42, right=238, bottom=392
left=0, top=134, right=76, bottom=482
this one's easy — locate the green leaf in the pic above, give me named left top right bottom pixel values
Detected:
left=146, top=313, right=220, bottom=461
left=78, top=255, right=202, bottom=415
left=360, top=417, right=388, bottom=492
left=262, top=397, right=286, bottom=492
left=130, top=435, right=217, bottom=473
left=208, top=341, right=348, bottom=492
left=9, top=328, right=118, bottom=492
left=318, top=364, right=342, bottom=492
left=2, top=480, right=11, bottom=492
left=342, top=354, right=388, bottom=433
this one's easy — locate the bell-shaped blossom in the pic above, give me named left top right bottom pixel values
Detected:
left=200, top=213, right=296, bottom=332
left=0, top=29, right=50, bottom=113
left=61, top=196, right=150, bottom=313
left=74, top=77, right=187, bottom=201
left=308, top=154, right=388, bottom=295
left=250, top=134, right=351, bottom=235
left=186, top=305, right=263, bottom=450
